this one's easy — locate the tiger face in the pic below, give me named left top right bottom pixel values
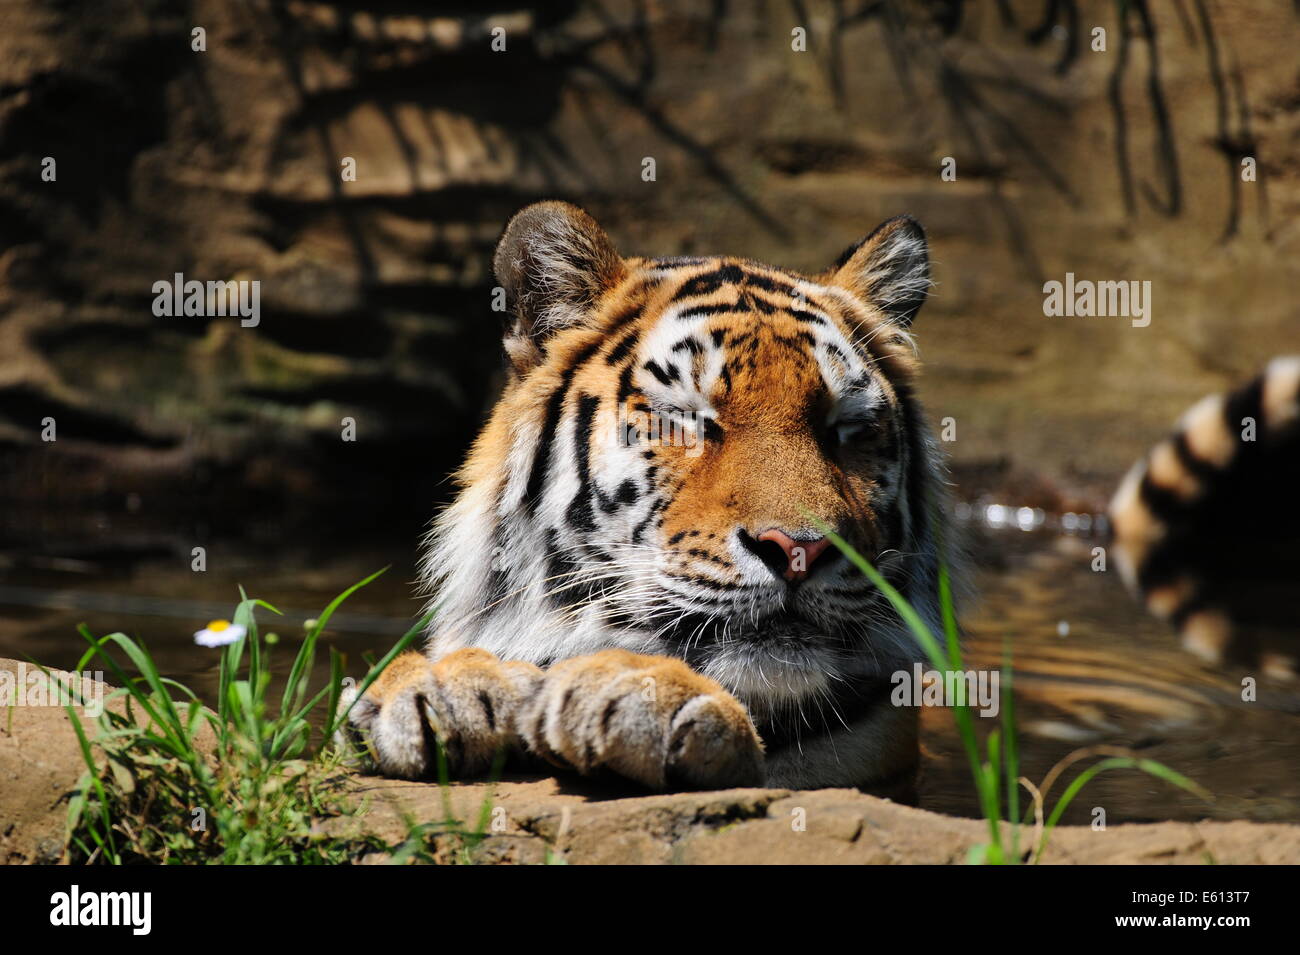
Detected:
left=423, top=202, right=951, bottom=780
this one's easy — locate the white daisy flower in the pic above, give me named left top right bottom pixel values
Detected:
left=194, top=619, right=247, bottom=647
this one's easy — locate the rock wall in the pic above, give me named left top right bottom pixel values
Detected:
left=2, top=0, right=1298, bottom=536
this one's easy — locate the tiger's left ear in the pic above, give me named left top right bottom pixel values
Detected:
left=824, top=215, right=930, bottom=327
left=494, top=201, right=627, bottom=374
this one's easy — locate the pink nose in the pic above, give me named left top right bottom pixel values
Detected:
left=756, top=529, right=833, bottom=582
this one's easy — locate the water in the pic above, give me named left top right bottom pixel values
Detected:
left=922, top=524, right=1300, bottom=825
left=0, top=532, right=425, bottom=720
left=2, top=515, right=1296, bottom=826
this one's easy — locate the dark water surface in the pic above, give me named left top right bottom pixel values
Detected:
left=2, top=514, right=1297, bottom=828
left=924, top=524, right=1300, bottom=826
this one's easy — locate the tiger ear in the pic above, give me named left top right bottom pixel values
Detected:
left=493, top=201, right=626, bottom=373
left=825, top=215, right=930, bottom=327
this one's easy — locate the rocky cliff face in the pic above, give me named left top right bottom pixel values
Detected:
left=2, top=1, right=1298, bottom=536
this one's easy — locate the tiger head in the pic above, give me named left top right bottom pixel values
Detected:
left=423, top=202, right=952, bottom=731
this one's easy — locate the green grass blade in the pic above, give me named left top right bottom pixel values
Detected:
left=75, top=631, right=185, bottom=751
left=281, top=569, right=386, bottom=721
left=1034, top=757, right=1211, bottom=863
left=64, top=703, right=119, bottom=864
left=1000, top=643, right=1021, bottom=859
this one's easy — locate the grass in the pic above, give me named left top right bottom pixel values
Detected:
left=58, top=568, right=514, bottom=864
left=817, top=523, right=1213, bottom=864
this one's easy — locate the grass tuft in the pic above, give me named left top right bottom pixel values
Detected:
left=60, top=570, right=448, bottom=864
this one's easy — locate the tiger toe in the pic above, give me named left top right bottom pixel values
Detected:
left=338, top=648, right=543, bottom=780
left=517, top=649, right=765, bottom=790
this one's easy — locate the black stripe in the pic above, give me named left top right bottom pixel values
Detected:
left=677, top=303, right=740, bottom=321
left=1223, top=374, right=1264, bottom=453
left=565, top=393, right=601, bottom=532
left=523, top=339, right=602, bottom=513
left=788, top=307, right=827, bottom=326
left=664, top=572, right=737, bottom=592
left=671, top=264, right=745, bottom=299
left=631, top=497, right=665, bottom=544
left=1171, top=430, right=1220, bottom=483
left=614, top=479, right=639, bottom=506
left=1136, top=469, right=1192, bottom=525
left=643, top=359, right=678, bottom=386
left=617, top=363, right=636, bottom=405
left=606, top=328, right=641, bottom=365
left=741, top=270, right=798, bottom=297
left=823, top=342, right=849, bottom=365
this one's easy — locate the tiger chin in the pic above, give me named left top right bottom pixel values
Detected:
left=338, top=201, right=958, bottom=802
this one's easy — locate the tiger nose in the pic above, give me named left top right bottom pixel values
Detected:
left=755, top=529, right=833, bottom=582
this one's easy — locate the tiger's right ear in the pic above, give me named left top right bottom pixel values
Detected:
left=493, top=201, right=626, bottom=374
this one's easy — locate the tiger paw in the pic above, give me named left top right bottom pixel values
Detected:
left=336, top=648, right=543, bottom=779
left=516, top=649, right=765, bottom=790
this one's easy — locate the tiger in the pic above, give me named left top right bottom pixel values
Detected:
left=339, top=201, right=955, bottom=799
left=1110, top=356, right=1300, bottom=680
